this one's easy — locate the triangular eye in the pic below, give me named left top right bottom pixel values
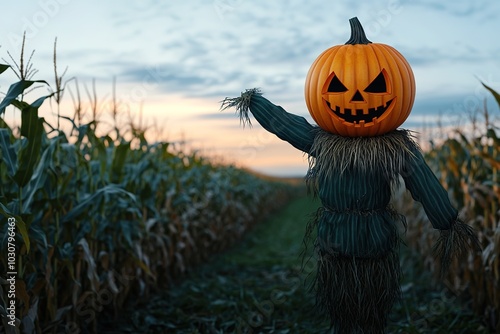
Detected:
left=364, top=70, right=388, bottom=93
left=327, top=75, right=348, bottom=93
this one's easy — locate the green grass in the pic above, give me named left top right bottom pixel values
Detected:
left=390, top=249, right=489, bottom=333
left=221, top=194, right=316, bottom=267
left=99, top=195, right=490, bottom=333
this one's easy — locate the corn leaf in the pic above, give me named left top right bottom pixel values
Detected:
left=0, top=202, right=30, bottom=252
left=0, top=64, right=10, bottom=75
left=22, top=138, right=60, bottom=212
left=13, top=116, right=44, bottom=188
left=481, top=81, right=500, bottom=109
left=111, top=141, right=130, bottom=183
left=85, top=127, right=108, bottom=178
left=0, top=128, right=17, bottom=177
left=10, top=95, right=52, bottom=188
left=0, top=80, right=48, bottom=115
left=61, top=184, right=136, bottom=223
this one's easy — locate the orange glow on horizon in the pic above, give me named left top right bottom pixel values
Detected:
left=13, top=90, right=310, bottom=176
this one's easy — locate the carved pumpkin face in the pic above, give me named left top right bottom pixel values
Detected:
left=305, top=17, right=415, bottom=137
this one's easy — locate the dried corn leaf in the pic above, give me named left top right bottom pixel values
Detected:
left=77, top=238, right=99, bottom=292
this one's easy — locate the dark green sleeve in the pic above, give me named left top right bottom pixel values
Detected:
left=402, top=146, right=458, bottom=230
left=402, top=142, right=481, bottom=275
left=222, top=89, right=316, bottom=153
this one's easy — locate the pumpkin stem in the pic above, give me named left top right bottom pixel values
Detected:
left=345, top=17, right=372, bottom=45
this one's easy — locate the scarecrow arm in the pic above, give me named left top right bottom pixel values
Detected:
left=221, top=88, right=315, bottom=153
left=402, top=145, right=480, bottom=275
left=402, top=148, right=458, bottom=230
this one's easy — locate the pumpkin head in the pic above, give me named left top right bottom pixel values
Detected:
left=305, top=17, right=415, bottom=137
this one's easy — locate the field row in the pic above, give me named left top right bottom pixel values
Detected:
left=0, top=64, right=299, bottom=333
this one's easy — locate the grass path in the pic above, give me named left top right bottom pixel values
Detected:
left=100, top=195, right=489, bottom=333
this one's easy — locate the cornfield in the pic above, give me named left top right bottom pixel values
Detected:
left=0, top=52, right=297, bottom=333
left=1, top=41, right=499, bottom=333
left=398, top=84, right=500, bottom=332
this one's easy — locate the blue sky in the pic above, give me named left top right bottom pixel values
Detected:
left=1, top=0, right=499, bottom=176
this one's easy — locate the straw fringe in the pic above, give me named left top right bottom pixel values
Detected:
left=306, top=128, right=419, bottom=194
left=434, top=217, right=481, bottom=278
left=315, top=250, right=401, bottom=333
left=220, top=88, right=262, bottom=128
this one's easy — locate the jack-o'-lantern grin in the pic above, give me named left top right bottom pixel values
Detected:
left=320, top=68, right=397, bottom=126
left=324, top=98, right=395, bottom=125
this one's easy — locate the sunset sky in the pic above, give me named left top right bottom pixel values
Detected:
left=1, top=0, right=499, bottom=176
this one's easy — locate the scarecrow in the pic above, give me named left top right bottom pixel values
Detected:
left=221, top=17, right=480, bottom=333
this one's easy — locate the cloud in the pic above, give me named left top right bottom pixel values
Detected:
left=98, top=1, right=363, bottom=102
left=99, top=0, right=499, bottom=114
left=410, top=90, right=496, bottom=124
left=402, top=46, right=497, bottom=68
left=3, top=0, right=496, bottom=123
left=408, top=0, right=498, bottom=17
left=111, top=24, right=317, bottom=100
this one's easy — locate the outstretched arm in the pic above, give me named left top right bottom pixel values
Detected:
left=402, top=147, right=458, bottom=230
left=221, top=88, right=316, bottom=154
left=401, top=143, right=480, bottom=275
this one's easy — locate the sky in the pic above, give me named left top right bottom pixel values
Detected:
left=0, top=0, right=499, bottom=176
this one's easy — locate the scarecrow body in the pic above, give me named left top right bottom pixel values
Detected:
left=222, top=18, right=479, bottom=333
